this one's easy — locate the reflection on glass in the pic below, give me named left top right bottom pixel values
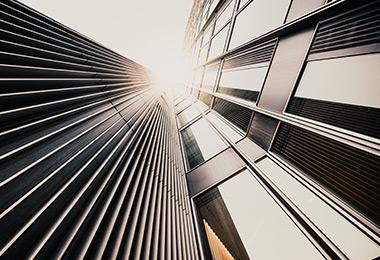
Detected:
left=203, top=24, right=214, bottom=47
left=202, top=62, right=220, bottom=90
left=256, top=157, right=380, bottom=259
left=215, top=1, right=234, bottom=33
left=193, top=67, right=204, bottom=87
left=175, top=97, right=193, bottom=113
left=288, top=53, right=380, bottom=138
left=218, top=64, right=268, bottom=102
left=199, top=45, right=209, bottom=65
left=195, top=169, right=323, bottom=260
left=177, top=104, right=201, bottom=127
left=206, top=111, right=243, bottom=143
left=181, top=118, right=227, bottom=169
left=295, top=53, right=380, bottom=108
left=229, top=0, right=291, bottom=49
left=208, top=25, right=229, bottom=60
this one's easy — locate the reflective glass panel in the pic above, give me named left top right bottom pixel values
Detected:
left=215, top=1, right=234, bottom=33
left=288, top=53, right=380, bottom=138
left=181, top=118, right=227, bottom=169
left=218, top=64, right=268, bottom=102
left=256, top=157, right=380, bottom=259
left=229, top=0, right=291, bottom=49
left=208, top=25, right=229, bottom=60
left=177, top=104, right=201, bottom=127
left=195, top=169, right=323, bottom=259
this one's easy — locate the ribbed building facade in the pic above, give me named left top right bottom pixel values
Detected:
left=179, top=0, right=380, bottom=259
left=0, top=0, right=199, bottom=259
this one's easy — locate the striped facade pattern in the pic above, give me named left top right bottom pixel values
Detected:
left=0, top=0, right=199, bottom=259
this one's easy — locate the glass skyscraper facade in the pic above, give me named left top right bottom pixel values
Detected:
left=178, top=0, right=380, bottom=259
left=0, top=0, right=379, bottom=259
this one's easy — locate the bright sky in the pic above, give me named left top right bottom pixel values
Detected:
left=19, top=0, right=194, bottom=85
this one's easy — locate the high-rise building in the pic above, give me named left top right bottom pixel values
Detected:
left=0, top=0, right=198, bottom=259
left=0, top=0, right=379, bottom=259
left=179, top=0, right=380, bottom=259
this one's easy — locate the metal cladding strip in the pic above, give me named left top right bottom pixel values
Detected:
left=28, top=98, right=159, bottom=259
left=0, top=0, right=199, bottom=259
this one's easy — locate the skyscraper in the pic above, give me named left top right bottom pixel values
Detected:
left=0, top=0, right=379, bottom=259
left=0, top=0, right=198, bottom=259
left=179, top=0, right=380, bottom=259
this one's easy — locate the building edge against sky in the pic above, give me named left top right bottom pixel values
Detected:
left=178, top=0, right=380, bottom=259
left=0, top=0, right=379, bottom=259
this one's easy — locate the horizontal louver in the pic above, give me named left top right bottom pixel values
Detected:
left=223, top=39, right=276, bottom=69
left=213, top=97, right=253, bottom=132
left=271, top=123, right=380, bottom=227
left=310, top=0, right=380, bottom=54
left=217, top=88, right=259, bottom=102
left=287, top=97, right=380, bottom=139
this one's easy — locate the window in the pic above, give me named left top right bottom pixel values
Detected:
left=206, top=111, right=243, bottom=143
left=199, top=91, right=213, bottom=107
left=287, top=53, right=380, bottom=139
left=214, top=1, right=234, bottom=33
left=202, top=24, right=214, bottom=47
left=208, top=25, right=229, bottom=60
left=177, top=104, right=201, bottom=127
left=213, top=97, right=253, bottom=132
left=175, top=97, right=193, bottom=113
left=195, top=169, right=324, bottom=259
left=192, top=67, right=204, bottom=87
left=181, top=118, right=227, bottom=170
left=217, top=64, right=268, bottom=102
left=198, top=45, right=209, bottom=65
left=257, top=157, right=380, bottom=260
left=202, top=62, right=220, bottom=90
left=229, top=0, right=291, bottom=49
left=271, top=123, right=380, bottom=227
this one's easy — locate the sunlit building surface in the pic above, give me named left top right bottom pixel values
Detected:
left=0, top=1, right=198, bottom=259
left=0, top=0, right=380, bottom=259
left=179, top=0, right=380, bottom=259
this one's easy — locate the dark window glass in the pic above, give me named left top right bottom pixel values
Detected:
left=181, top=118, right=227, bottom=170
left=213, top=97, right=253, bottom=132
left=217, top=65, right=267, bottom=102
left=271, top=123, right=380, bottom=227
left=248, top=113, right=279, bottom=150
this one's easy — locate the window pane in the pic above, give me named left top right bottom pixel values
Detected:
left=195, top=169, right=323, bottom=259
left=208, top=25, right=229, bottom=60
left=193, top=67, right=204, bottom=87
left=181, top=118, right=227, bottom=169
left=206, top=111, right=243, bottom=142
left=215, top=1, right=234, bottom=33
left=271, top=123, right=380, bottom=227
left=198, top=45, right=209, bottom=65
left=175, top=97, right=193, bottom=113
left=213, top=97, right=253, bottom=132
left=218, top=64, right=268, bottom=102
left=257, top=157, right=380, bottom=260
left=203, top=24, right=214, bottom=47
left=229, top=0, right=291, bottom=49
left=202, top=62, right=220, bottom=90
left=287, top=53, right=380, bottom=138
left=177, top=104, right=201, bottom=127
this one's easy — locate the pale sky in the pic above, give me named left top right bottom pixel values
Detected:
left=19, top=0, right=193, bottom=83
